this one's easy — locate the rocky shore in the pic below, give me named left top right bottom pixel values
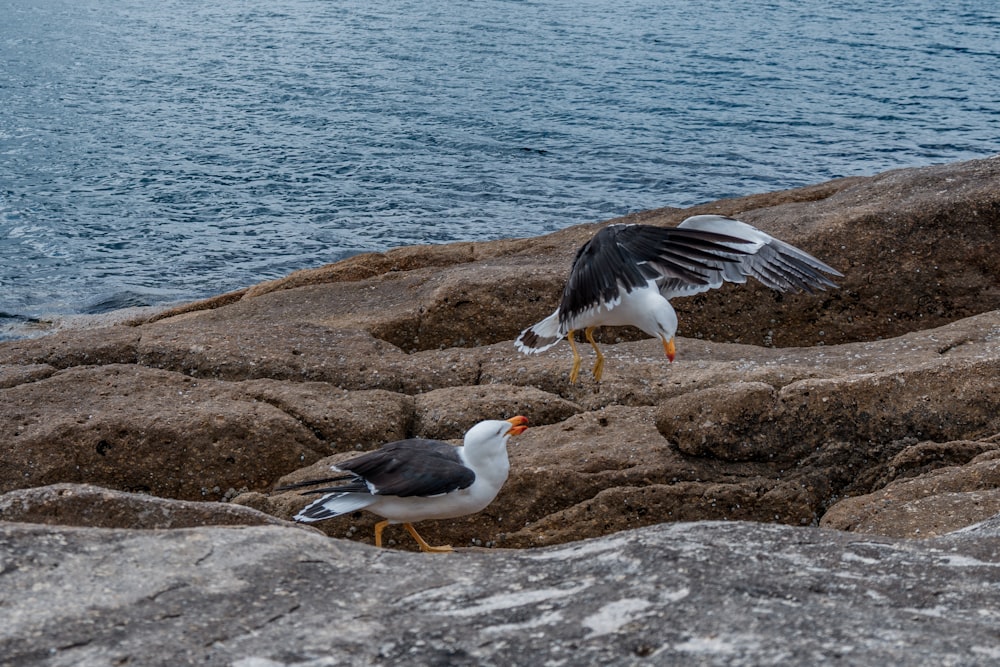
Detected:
left=2, top=156, right=999, bottom=665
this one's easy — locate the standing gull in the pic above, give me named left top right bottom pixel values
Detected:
left=515, top=215, right=842, bottom=382
left=278, top=416, right=529, bottom=552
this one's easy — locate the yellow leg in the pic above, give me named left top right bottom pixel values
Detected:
left=584, top=327, right=604, bottom=381
left=403, top=523, right=454, bottom=553
left=567, top=330, right=582, bottom=383
left=374, top=520, right=390, bottom=548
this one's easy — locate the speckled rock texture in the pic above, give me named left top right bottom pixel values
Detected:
left=2, top=517, right=1000, bottom=666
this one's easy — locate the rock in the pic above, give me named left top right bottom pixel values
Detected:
left=0, top=363, right=55, bottom=389
left=1, top=157, right=1000, bottom=547
left=656, top=355, right=1000, bottom=464
left=0, top=326, right=141, bottom=368
left=877, top=439, right=1000, bottom=486
left=413, top=384, right=581, bottom=439
left=821, top=449, right=1000, bottom=538
left=3, top=518, right=1000, bottom=666
left=655, top=381, right=780, bottom=461
left=236, top=381, right=415, bottom=452
left=0, top=365, right=328, bottom=500
left=0, top=483, right=300, bottom=530
left=369, top=262, right=563, bottom=353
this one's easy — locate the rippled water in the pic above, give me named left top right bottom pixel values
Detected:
left=2, top=0, right=998, bottom=333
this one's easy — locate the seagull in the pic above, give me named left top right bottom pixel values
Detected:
left=277, top=416, right=529, bottom=552
left=515, top=215, right=842, bottom=382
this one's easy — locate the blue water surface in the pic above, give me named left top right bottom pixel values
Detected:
left=2, top=0, right=998, bottom=331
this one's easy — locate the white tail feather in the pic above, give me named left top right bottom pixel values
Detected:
left=515, top=310, right=564, bottom=354
left=294, top=492, right=376, bottom=523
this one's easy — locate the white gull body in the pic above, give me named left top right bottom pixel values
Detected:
left=281, top=417, right=528, bottom=552
left=515, top=215, right=842, bottom=381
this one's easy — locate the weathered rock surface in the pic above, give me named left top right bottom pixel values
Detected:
left=3, top=156, right=1000, bottom=664
left=3, top=517, right=1000, bottom=666
left=0, top=483, right=300, bottom=530
left=1, top=157, right=999, bottom=550
left=821, top=448, right=1000, bottom=538
left=0, top=364, right=329, bottom=499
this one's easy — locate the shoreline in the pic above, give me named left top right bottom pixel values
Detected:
left=5, top=153, right=999, bottom=346
left=0, top=303, right=178, bottom=342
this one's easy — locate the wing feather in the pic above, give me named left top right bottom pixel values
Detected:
left=337, top=439, right=476, bottom=498
left=656, top=215, right=842, bottom=299
left=279, top=439, right=475, bottom=501
left=558, top=224, right=753, bottom=326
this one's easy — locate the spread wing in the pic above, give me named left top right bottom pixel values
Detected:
left=655, top=215, right=842, bottom=299
left=557, top=222, right=753, bottom=327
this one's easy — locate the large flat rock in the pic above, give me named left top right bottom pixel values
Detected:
left=2, top=518, right=999, bottom=666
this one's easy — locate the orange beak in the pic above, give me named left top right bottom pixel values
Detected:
left=663, top=337, right=676, bottom=363
left=506, top=415, right=529, bottom=436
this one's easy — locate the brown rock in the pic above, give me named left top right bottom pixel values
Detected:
left=242, top=241, right=482, bottom=299
left=0, top=326, right=140, bottom=368
left=0, top=483, right=300, bottom=529
left=877, top=439, right=1000, bottom=485
left=507, top=480, right=813, bottom=548
left=657, top=355, right=1000, bottom=464
left=236, top=380, right=415, bottom=452
left=2, top=157, right=1000, bottom=547
left=413, top=384, right=581, bottom=438
left=370, top=263, right=563, bottom=352
left=821, top=450, right=1000, bottom=538
left=656, top=382, right=780, bottom=461
left=0, top=365, right=327, bottom=500
left=0, top=363, right=56, bottom=389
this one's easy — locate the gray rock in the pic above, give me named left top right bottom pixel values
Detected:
left=2, top=518, right=999, bottom=666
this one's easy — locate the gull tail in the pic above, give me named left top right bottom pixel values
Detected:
left=294, top=492, right=376, bottom=523
left=515, top=310, right=564, bottom=354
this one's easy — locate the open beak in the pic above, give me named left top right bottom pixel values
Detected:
left=506, top=415, right=529, bottom=436
left=663, top=337, right=676, bottom=363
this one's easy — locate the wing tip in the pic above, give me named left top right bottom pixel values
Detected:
left=293, top=509, right=334, bottom=523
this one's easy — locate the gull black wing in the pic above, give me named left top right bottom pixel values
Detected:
left=657, top=216, right=842, bottom=299
left=558, top=224, right=751, bottom=326
left=335, top=438, right=476, bottom=498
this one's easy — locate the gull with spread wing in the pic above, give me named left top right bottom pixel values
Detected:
left=515, top=215, right=841, bottom=382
